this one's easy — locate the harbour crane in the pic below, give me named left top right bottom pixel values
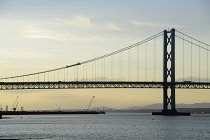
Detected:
left=14, top=102, right=18, bottom=111
left=86, top=96, right=95, bottom=111
left=13, top=96, right=19, bottom=111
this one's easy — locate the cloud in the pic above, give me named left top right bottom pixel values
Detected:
left=24, top=27, right=114, bottom=42
left=130, top=20, right=183, bottom=28
left=22, top=15, right=123, bottom=42
left=106, top=23, right=121, bottom=31
left=23, top=28, right=55, bottom=39
left=51, top=34, right=112, bottom=42
left=22, top=16, right=123, bottom=41
left=56, top=15, right=94, bottom=29
left=0, top=48, right=52, bottom=59
left=56, top=16, right=121, bottom=31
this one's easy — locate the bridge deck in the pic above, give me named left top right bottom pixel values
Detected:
left=0, top=81, right=209, bottom=90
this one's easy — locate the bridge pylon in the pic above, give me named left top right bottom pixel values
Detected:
left=153, top=29, right=190, bottom=116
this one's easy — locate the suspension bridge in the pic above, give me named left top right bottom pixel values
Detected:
left=0, top=28, right=209, bottom=116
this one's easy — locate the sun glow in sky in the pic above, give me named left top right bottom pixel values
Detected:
left=0, top=0, right=210, bottom=110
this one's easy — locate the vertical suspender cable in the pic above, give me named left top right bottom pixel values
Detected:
left=74, top=67, right=75, bottom=81
left=104, top=58, right=106, bottom=81
left=76, top=65, right=79, bottom=81
left=111, top=56, right=113, bottom=81
left=83, top=63, right=84, bottom=82
left=58, top=70, right=59, bottom=81
left=92, top=62, right=94, bottom=81
left=120, top=52, right=122, bottom=81
left=66, top=69, right=68, bottom=82
left=64, top=68, right=68, bottom=81
left=112, top=55, right=114, bottom=81
left=70, top=68, right=72, bottom=81
left=129, top=49, right=131, bottom=81
left=128, top=49, right=130, bottom=81
left=191, top=39, right=192, bottom=81
left=137, top=46, right=139, bottom=81
left=119, top=53, right=120, bottom=81
left=64, top=68, right=65, bottom=82
left=95, top=61, right=96, bottom=81
left=207, top=45, right=209, bottom=82
left=101, top=59, right=104, bottom=81
left=145, top=42, right=147, bottom=81
left=154, top=38, right=156, bottom=81
left=102, top=58, right=105, bottom=81
left=183, top=35, right=185, bottom=81
left=86, top=63, right=88, bottom=81
left=129, top=48, right=131, bottom=81
left=130, top=49, right=132, bottom=81
left=199, top=44, right=201, bottom=82
left=75, top=66, right=77, bottom=81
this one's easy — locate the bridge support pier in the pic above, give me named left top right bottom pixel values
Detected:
left=153, top=29, right=190, bottom=116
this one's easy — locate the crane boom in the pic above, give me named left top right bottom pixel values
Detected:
left=15, top=102, right=18, bottom=109
left=13, top=96, right=19, bottom=111
left=13, top=96, right=19, bottom=108
left=87, top=96, right=95, bottom=111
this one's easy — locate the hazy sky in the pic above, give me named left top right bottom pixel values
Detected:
left=0, top=0, right=210, bottom=110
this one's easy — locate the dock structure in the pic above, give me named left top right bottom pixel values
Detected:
left=0, top=110, right=105, bottom=115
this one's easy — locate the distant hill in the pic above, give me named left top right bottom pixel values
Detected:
left=122, top=106, right=144, bottom=110
left=122, top=103, right=210, bottom=110
left=92, top=106, right=115, bottom=110
left=93, top=102, right=210, bottom=110
left=176, top=103, right=210, bottom=108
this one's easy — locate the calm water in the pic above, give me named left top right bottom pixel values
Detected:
left=0, top=113, right=210, bottom=140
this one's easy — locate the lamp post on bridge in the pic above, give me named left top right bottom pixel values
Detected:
left=153, top=28, right=190, bottom=115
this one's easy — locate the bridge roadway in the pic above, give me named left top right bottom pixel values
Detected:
left=0, top=81, right=209, bottom=90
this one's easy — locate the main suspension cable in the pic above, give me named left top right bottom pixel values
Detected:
left=175, top=35, right=210, bottom=51
left=81, top=32, right=163, bottom=64
left=176, top=30, right=210, bottom=47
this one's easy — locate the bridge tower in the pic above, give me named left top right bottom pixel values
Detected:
left=153, top=29, right=190, bottom=115
left=163, top=29, right=176, bottom=114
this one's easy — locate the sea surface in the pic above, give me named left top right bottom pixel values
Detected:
left=0, top=113, right=210, bottom=140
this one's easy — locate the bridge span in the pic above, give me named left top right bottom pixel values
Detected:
left=0, top=81, right=210, bottom=90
